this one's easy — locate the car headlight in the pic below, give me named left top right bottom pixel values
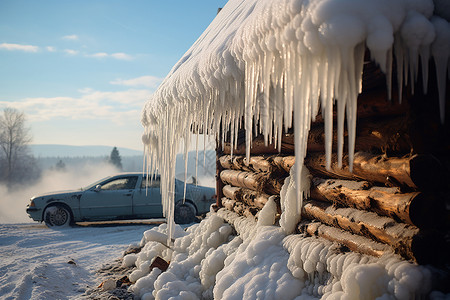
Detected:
left=29, top=199, right=36, bottom=207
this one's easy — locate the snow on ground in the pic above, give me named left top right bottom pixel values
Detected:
left=0, top=222, right=151, bottom=299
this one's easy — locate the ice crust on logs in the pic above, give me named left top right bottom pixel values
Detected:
left=129, top=210, right=445, bottom=299
left=141, top=0, right=449, bottom=242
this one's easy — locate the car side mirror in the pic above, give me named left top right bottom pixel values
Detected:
left=94, top=185, right=102, bottom=192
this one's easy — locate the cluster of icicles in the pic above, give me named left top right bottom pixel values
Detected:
left=141, top=0, right=450, bottom=241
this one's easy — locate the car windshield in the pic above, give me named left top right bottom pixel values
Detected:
left=82, top=176, right=112, bottom=190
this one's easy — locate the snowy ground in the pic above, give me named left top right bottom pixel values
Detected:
left=0, top=221, right=157, bottom=299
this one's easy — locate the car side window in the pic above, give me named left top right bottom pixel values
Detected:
left=141, top=175, right=160, bottom=189
left=101, top=176, right=138, bottom=190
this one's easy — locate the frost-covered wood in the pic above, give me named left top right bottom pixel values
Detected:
left=223, top=133, right=293, bottom=155
left=298, top=221, right=392, bottom=258
left=222, top=184, right=271, bottom=209
left=313, top=81, right=410, bottom=123
left=219, top=155, right=273, bottom=173
left=220, top=169, right=285, bottom=195
left=305, top=152, right=445, bottom=190
left=310, top=178, right=444, bottom=228
left=307, top=116, right=412, bottom=155
left=301, top=200, right=442, bottom=264
left=221, top=197, right=258, bottom=219
left=272, top=156, right=296, bottom=173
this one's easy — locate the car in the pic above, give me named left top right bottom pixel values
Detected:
left=26, top=172, right=216, bottom=226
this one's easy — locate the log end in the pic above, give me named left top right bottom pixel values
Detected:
left=409, top=193, right=446, bottom=229
left=409, top=155, right=446, bottom=191
left=410, top=231, right=449, bottom=266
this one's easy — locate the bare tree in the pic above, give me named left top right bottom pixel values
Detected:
left=0, top=108, right=33, bottom=184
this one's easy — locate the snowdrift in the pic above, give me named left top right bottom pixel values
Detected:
left=127, top=210, right=448, bottom=299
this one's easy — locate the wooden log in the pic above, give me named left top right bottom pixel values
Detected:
left=222, top=185, right=270, bottom=209
left=219, top=155, right=273, bottom=173
left=301, top=199, right=443, bottom=264
left=305, top=152, right=445, bottom=190
left=298, top=221, right=392, bottom=258
left=220, top=169, right=285, bottom=195
left=310, top=178, right=444, bottom=228
left=307, top=116, right=412, bottom=155
left=220, top=170, right=263, bottom=191
left=221, top=197, right=259, bottom=218
left=220, top=152, right=445, bottom=192
left=219, top=154, right=295, bottom=177
left=272, top=156, right=295, bottom=173
left=222, top=185, right=240, bottom=200
left=314, top=82, right=410, bottom=123
left=223, top=135, right=281, bottom=155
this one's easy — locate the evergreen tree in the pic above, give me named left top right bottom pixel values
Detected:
left=109, top=147, right=122, bottom=170
left=55, top=159, right=66, bottom=171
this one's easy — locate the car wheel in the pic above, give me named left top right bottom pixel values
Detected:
left=43, top=205, right=72, bottom=227
left=174, top=202, right=196, bottom=224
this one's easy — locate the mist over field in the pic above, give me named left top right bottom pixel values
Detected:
left=0, top=148, right=216, bottom=224
left=0, top=162, right=119, bottom=223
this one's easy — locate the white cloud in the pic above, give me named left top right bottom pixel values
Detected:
left=46, top=46, right=56, bottom=52
left=64, top=49, right=79, bottom=55
left=78, top=87, right=95, bottom=94
left=0, top=88, right=153, bottom=124
left=90, top=52, right=109, bottom=58
left=111, top=52, right=133, bottom=60
left=87, top=52, right=134, bottom=60
left=110, top=76, right=163, bottom=88
left=0, top=43, right=39, bottom=52
left=62, top=34, right=79, bottom=41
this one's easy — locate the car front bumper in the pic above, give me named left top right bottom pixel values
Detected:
left=26, top=206, right=42, bottom=221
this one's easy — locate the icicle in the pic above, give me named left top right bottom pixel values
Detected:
left=347, top=43, right=366, bottom=172
left=203, top=123, right=207, bottom=170
left=323, top=50, right=334, bottom=171
left=183, top=127, right=190, bottom=204
left=262, top=52, right=272, bottom=146
left=431, top=16, right=450, bottom=123
left=336, top=77, right=347, bottom=169
left=386, top=47, right=393, bottom=100
left=420, top=46, right=430, bottom=94
left=394, top=36, right=405, bottom=103
left=195, top=132, right=199, bottom=186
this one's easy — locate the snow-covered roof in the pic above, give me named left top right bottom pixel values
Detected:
left=141, top=0, right=449, bottom=238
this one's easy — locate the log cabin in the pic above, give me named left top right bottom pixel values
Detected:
left=141, top=0, right=450, bottom=295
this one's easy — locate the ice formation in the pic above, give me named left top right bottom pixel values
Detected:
left=141, top=0, right=449, bottom=243
left=129, top=209, right=443, bottom=299
left=279, top=162, right=311, bottom=234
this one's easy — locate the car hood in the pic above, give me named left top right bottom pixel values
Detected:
left=32, top=189, right=83, bottom=200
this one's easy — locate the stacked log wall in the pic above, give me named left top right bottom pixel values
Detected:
left=215, top=59, right=449, bottom=265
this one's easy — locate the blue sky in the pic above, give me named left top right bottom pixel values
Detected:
left=0, top=0, right=227, bottom=151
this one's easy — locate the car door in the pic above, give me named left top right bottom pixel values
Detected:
left=79, top=175, right=137, bottom=219
left=132, top=175, right=163, bottom=218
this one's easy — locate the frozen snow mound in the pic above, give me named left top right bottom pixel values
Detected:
left=141, top=0, right=449, bottom=241
left=129, top=210, right=448, bottom=299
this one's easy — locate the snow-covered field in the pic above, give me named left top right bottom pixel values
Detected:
left=0, top=222, right=152, bottom=299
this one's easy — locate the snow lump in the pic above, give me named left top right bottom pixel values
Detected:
left=128, top=210, right=443, bottom=299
